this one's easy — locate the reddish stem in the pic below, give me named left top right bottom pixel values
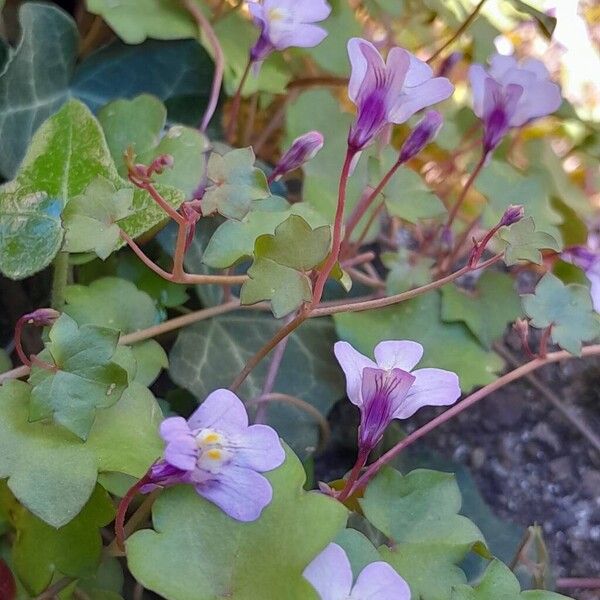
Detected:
left=445, top=153, right=486, bottom=229
left=13, top=317, right=30, bottom=367
left=115, top=474, right=150, bottom=551
left=312, top=148, right=356, bottom=305
left=337, top=449, right=369, bottom=502
left=343, top=159, right=402, bottom=248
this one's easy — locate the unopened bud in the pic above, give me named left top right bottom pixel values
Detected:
left=269, top=131, right=324, bottom=182
left=499, top=205, right=524, bottom=227
left=399, top=111, right=443, bottom=163
left=23, top=308, right=60, bottom=327
left=148, top=154, right=174, bottom=175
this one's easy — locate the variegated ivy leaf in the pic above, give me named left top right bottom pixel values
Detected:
left=241, top=215, right=331, bottom=318
left=0, top=99, right=184, bottom=279
left=62, top=177, right=133, bottom=259
left=28, top=314, right=129, bottom=440
left=522, top=272, right=600, bottom=356
left=498, top=217, right=561, bottom=266
left=201, top=147, right=270, bottom=220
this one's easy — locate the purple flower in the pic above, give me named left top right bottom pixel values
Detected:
left=248, top=0, right=331, bottom=63
left=269, top=131, right=324, bottom=181
left=398, top=110, right=443, bottom=163
left=499, top=204, right=525, bottom=227
left=469, top=54, right=562, bottom=154
left=563, top=240, right=600, bottom=312
left=347, top=38, right=453, bottom=151
left=142, top=389, right=285, bottom=521
left=304, top=543, right=411, bottom=600
left=334, top=340, right=460, bottom=453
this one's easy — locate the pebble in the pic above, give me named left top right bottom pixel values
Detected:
left=549, top=457, right=572, bottom=482
left=581, top=470, right=600, bottom=499
left=531, top=422, right=562, bottom=453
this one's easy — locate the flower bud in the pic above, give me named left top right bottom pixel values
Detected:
left=23, top=308, right=60, bottom=327
left=499, top=204, right=524, bottom=227
left=399, top=111, right=443, bottom=163
left=269, top=131, right=324, bottom=181
left=483, top=106, right=510, bottom=154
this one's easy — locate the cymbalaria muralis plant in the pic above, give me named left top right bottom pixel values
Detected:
left=0, top=0, right=598, bottom=598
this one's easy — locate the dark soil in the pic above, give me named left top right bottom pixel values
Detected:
left=316, top=333, right=600, bottom=599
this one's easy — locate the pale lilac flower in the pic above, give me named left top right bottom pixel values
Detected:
left=398, top=110, right=443, bottom=163
left=269, top=131, right=324, bottom=181
left=347, top=38, right=453, bottom=151
left=304, top=543, right=411, bottom=600
left=563, top=240, right=600, bottom=312
left=248, top=0, right=331, bottom=63
left=142, top=389, right=285, bottom=521
left=334, top=340, right=460, bottom=453
left=469, top=54, right=562, bottom=154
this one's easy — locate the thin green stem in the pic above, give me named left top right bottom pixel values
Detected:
left=50, top=252, right=70, bottom=310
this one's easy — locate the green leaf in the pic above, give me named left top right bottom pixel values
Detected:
left=477, top=161, right=562, bottom=244
left=203, top=202, right=328, bottom=269
left=306, top=0, right=362, bottom=75
left=127, top=447, right=347, bottom=600
left=0, top=99, right=184, bottom=278
left=334, top=528, right=382, bottom=578
left=64, top=277, right=166, bottom=385
left=498, top=217, right=561, bottom=266
left=64, top=277, right=160, bottom=333
left=98, top=95, right=210, bottom=196
left=451, top=559, right=570, bottom=600
left=522, top=272, right=600, bottom=356
left=0, top=3, right=77, bottom=179
left=0, top=380, right=161, bottom=528
left=12, top=486, right=114, bottom=595
left=62, top=177, right=133, bottom=259
left=76, top=557, right=125, bottom=600
left=28, top=314, right=129, bottom=440
left=361, top=468, right=484, bottom=600
left=441, top=272, right=522, bottom=348
left=168, top=312, right=344, bottom=458
left=334, top=292, right=504, bottom=392
left=384, top=168, right=447, bottom=224
left=510, top=0, right=557, bottom=39
left=0, top=2, right=214, bottom=178
left=202, top=148, right=270, bottom=220
left=86, top=0, right=196, bottom=43
left=240, top=215, right=331, bottom=318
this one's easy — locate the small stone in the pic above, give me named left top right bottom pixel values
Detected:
left=525, top=441, right=545, bottom=461
left=531, top=422, right=561, bottom=453
left=471, top=447, right=486, bottom=469
left=553, top=511, right=578, bottom=530
left=495, top=397, right=526, bottom=428
left=581, top=470, right=600, bottom=499
left=549, top=457, right=572, bottom=482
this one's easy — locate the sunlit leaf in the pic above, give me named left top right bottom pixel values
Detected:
left=240, top=215, right=331, bottom=317
left=522, top=272, right=600, bottom=356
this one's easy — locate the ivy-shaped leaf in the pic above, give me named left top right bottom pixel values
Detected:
left=0, top=380, right=162, bottom=528
left=99, top=95, right=210, bottom=197
left=203, top=201, right=328, bottom=269
left=0, top=100, right=184, bottom=279
left=0, top=3, right=213, bottom=179
left=498, top=217, right=561, bottom=266
left=127, top=447, right=347, bottom=600
left=168, top=312, right=344, bottom=459
left=451, top=559, right=570, bottom=600
left=361, top=468, right=485, bottom=600
left=334, top=292, right=504, bottom=392
left=28, top=314, right=129, bottom=440
left=441, top=272, right=522, bottom=348
left=64, top=277, right=167, bottom=386
left=202, top=148, right=270, bottom=220
left=62, top=177, right=133, bottom=259
left=11, top=486, right=114, bottom=595
left=522, top=272, right=600, bottom=356
left=241, top=215, right=331, bottom=318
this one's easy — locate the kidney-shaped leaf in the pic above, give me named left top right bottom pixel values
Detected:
left=127, top=447, right=347, bottom=600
